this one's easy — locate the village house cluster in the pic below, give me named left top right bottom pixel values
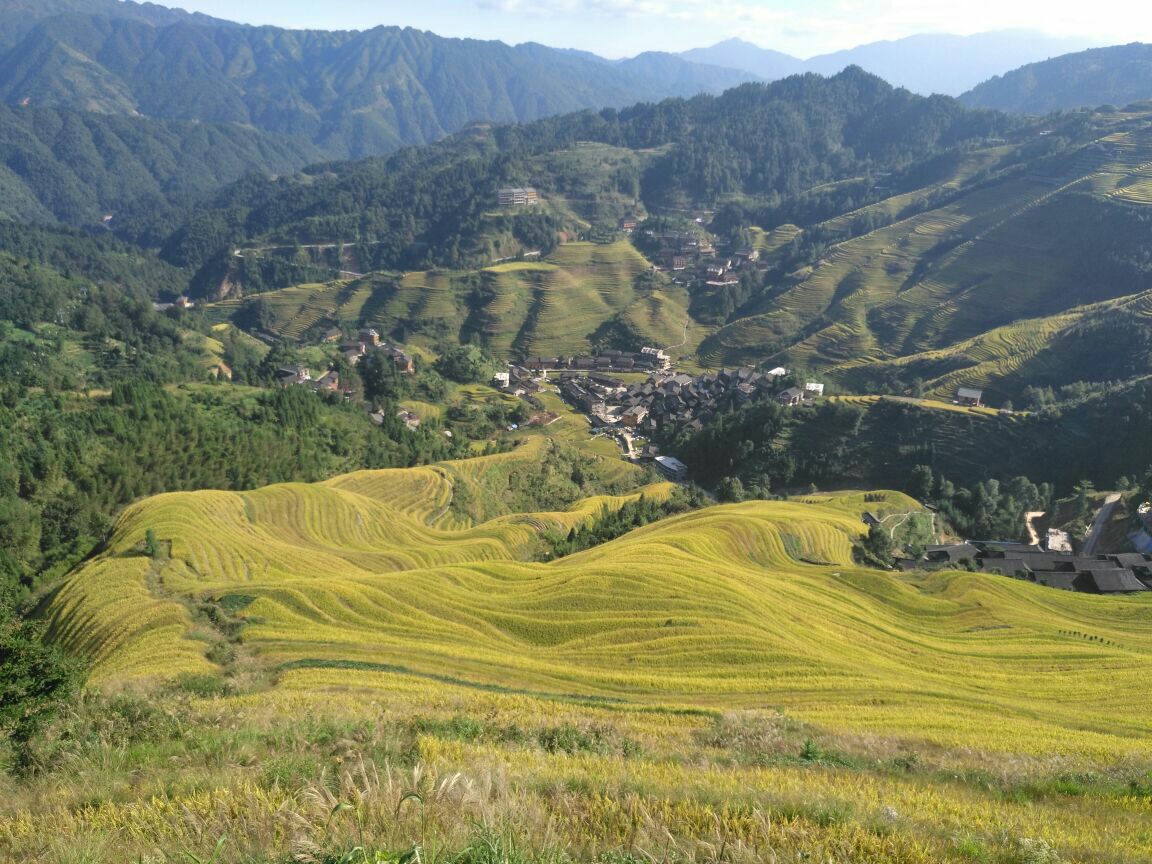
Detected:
left=898, top=541, right=1152, bottom=594
left=523, top=347, right=672, bottom=374
left=554, top=365, right=816, bottom=439
left=638, top=226, right=768, bottom=285
left=276, top=327, right=414, bottom=394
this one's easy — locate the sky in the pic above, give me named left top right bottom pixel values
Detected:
left=161, top=0, right=1147, bottom=58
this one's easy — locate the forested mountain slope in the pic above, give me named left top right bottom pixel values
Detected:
left=0, top=0, right=234, bottom=49
left=0, top=0, right=754, bottom=158
left=961, top=43, right=1152, bottom=113
left=0, top=102, right=323, bottom=244
left=169, top=68, right=1021, bottom=278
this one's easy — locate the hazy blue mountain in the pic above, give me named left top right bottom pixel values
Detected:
left=0, top=2, right=756, bottom=158
left=681, top=30, right=1099, bottom=96
left=807, top=31, right=1097, bottom=95
left=680, top=39, right=805, bottom=81
left=961, top=43, right=1152, bottom=113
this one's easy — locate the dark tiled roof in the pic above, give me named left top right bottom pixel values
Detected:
left=1083, top=569, right=1147, bottom=593
left=1008, top=554, right=1076, bottom=572
left=1035, top=572, right=1079, bottom=591
left=1072, top=558, right=1118, bottom=570
left=925, top=544, right=980, bottom=563
left=982, top=558, right=1031, bottom=575
left=1110, top=553, right=1151, bottom=569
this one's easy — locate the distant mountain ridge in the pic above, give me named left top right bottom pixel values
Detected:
left=682, top=31, right=1100, bottom=96
left=961, top=43, right=1152, bottom=113
left=0, top=0, right=235, bottom=47
left=0, top=0, right=756, bottom=158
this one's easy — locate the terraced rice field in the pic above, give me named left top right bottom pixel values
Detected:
left=205, top=279, right=374, bottom=340
left=384, top=271, right=464, bottom=332
left=1110, top=168, right=1152, bottom=204
left=45, top=440, right=1152, bottom=757
left=465, top=242, right=676, bottom=358
left=703, top=127, right=1152, bottom=376
left=749, top=223, right=801, bottom=255
left=25, top=430, right=1152, bottom=864
left=220, top=241, right=676, bottom=358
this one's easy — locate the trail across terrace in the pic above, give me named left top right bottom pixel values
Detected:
left=662, top=318, right=691, bottom=352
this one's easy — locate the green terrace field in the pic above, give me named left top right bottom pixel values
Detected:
left=207, top=241, right=697, bottom=359
left=834, top=288, right=1152, bottom=403
left=13, top=437, right=1152, bottom=862
left=699, top=112, right=1152, bottom=400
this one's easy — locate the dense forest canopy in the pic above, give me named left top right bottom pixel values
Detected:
left=0, top=102, right=323, bottom=245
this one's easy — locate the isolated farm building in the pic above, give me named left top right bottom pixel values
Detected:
left=275, top=365, right=311, bottom=386
left=381, top=344, right=414, bottom=373
left=311, top=370, right=341, bottom=392
left=956, top=387, right=984, bottom=407
left=655, top=455, right=688, bottom=481
left=498, top=187, right=539, bottom=206
left=861, top=512, right=882, bottom=527
left=358, top=328, right=381, bottom=347
left=777, top=387, right=806, bottom=406
left=492, top=371, right=511, bottom=388
left=321, top=326, right=343, bottom=343
left=340, top=340, right=367, bottom=359
left=805, top=382, right=825, bottom=396
left=618, top=216, right=637, bottom=232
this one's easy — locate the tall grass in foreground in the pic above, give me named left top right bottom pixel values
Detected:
left=3, top=683, right=1150, bottom=863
